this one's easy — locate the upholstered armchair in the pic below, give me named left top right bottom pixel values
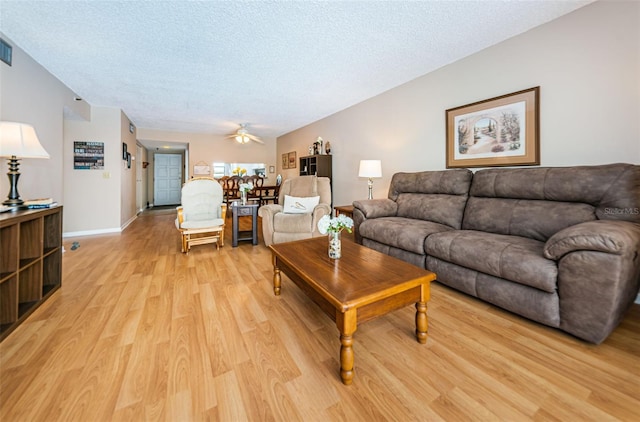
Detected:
left=175, top=177, right=227, bottom=252
left=258, top=175, right=332, bottom=246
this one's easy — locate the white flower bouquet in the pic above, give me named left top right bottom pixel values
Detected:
left=317, top=214, right=354, bottom=234
left=239, top=182, right=253, bottom=193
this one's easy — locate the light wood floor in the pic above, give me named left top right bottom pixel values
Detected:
left=1, top=208, right=639, bottom=421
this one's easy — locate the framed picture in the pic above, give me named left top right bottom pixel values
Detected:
left=446, top=87, right=539, bottom=168
left=288, top=151, right=297, bottom=169
left=193, top=165, right=210, bottom=176
left=122, top=142, right=128, bottom=160
left=75, top=141, right=105, bottom=170
left=282, top=153, right=289, bottom=169
left=269, top=165, right=275, bottom=174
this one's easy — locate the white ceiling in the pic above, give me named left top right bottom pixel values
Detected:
left=1, top=0, right=593, bottom=140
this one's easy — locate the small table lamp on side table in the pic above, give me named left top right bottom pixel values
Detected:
left=358, top=160, right=382, bottom=200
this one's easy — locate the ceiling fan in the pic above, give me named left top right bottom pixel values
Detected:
left=227, top=123, right=263, bottom=144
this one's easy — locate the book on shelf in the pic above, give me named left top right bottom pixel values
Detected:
left=23, top=197, right=54, bottom=206
left=26, top=202, right=58, bottom=209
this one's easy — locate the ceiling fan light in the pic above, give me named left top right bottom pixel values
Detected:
left=235, top=134, right=249, bottom=144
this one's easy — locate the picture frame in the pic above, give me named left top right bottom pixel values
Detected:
left=446, top=86, right=539, bottom=168
left=269, top=165, right=275, bottom=174
left=122, top=142, right=128, bottom=160
left=193, top=165, right=210, bottom=176
left=282, top=153, right=289, bottom=169
left=288, top=151, right=297, bottom=169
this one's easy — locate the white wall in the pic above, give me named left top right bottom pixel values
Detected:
left=277, top=1, right=640, bottom=207
left=0, top=34, right=89, bottom=204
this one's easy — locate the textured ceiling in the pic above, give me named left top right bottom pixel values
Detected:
left=1, top=0, right=592, bottom=140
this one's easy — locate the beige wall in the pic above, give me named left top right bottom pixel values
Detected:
left=63, top=107, right=124, bottom=234
left=277, top=1, right=640, bottom=206
left=2, top=35, right=138, bottom=235
left=138, top=128, right=277, bottom=175
left=137, top=128, right=277, bottom=204
left=0, top=34, right=89, bottom=204
left=120, top=111, right=137, bottom=226
left=3, top=1, right=638, bottom=231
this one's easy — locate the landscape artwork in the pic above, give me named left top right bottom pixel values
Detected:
left=446, top=87, right=539, bottom=168
left=454, top=101, right=526, bottom=160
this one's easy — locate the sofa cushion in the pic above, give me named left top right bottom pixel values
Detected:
left=467, top=164, right=640, bottom=237
left=274, top=212, right=312, bottom=233
left=388, top=169, right=472, bottom=229
left=359, top=217, right=454, bottom=255
left=426, top=230, right=558, bottom=293
left=396, top=194, right=469, bottom=230
left=462, top=197, right=596, bottom=242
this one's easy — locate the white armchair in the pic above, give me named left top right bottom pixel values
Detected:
left=258, top=175, right=332, bottom=246
left=175, top=177, right=227, bottom=252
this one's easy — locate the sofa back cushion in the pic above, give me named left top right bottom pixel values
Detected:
left=463, top=163, right=640, bottom=241
left=390, top=169, right=472, bottom=229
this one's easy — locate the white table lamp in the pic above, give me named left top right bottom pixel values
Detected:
left=358, top=160, right=382, bottom=200
left=0, top=122, right=50, bottom=206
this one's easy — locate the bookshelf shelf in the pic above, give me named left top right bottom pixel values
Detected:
left=0, top=206, right=63, bottom=341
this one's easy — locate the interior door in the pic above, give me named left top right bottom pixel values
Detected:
left=154, top=153, right=182, bottom=206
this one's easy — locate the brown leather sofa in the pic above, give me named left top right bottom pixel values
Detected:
left=353, top=163, right=640, bottom=343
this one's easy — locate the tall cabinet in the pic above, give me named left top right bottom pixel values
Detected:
left=299, top=154, right=332, bottom=179
left=0, top=206, right=63, bottom=341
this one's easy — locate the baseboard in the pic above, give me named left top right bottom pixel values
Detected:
left=63, top=227, right=121, bottom=238
left=121, top=215, right=137, bottom=231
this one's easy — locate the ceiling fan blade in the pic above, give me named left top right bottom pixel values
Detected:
left=248, top=134, right=264, bottom=144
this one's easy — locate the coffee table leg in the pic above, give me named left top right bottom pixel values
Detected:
left=340, top=334, right=354, bottom=385
left=415, top=301, right=428, bottom=344
left=337, top=310, right=357, bottom=385
left=272, top=255, right=281, bottom=296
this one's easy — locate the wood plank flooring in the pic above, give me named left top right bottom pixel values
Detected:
left=1, top=208, right=639, bottom=421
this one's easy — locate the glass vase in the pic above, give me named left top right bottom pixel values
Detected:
left=328, top=230, right=342, bottom=259
left=240, top=190, right=247, bottom=205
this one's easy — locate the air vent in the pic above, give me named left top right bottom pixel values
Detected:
left=0, top=38, right=12, bottom=66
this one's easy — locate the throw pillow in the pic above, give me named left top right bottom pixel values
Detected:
left=283, top=195, right=320, bottom=214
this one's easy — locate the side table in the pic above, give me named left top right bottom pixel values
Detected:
left=334, top=204, right=354, bottom=219
left=232, top=202, right=259, bottom=247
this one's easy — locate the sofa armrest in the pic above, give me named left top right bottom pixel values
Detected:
left=544, top=220, right=640, bottom=343
left=352, top=199, right=398, bottom=244
left=258, top=204, right=284, bottom=246
left=353, top=199, right=398, bottom=219
left=311, top=204, right=332, bottom=236
left=544, top=220, right=640, bottom=260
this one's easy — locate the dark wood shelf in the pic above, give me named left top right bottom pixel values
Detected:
left=0, top=206, right=63, bottom=342
left=299, top=154, right=332, bottom=179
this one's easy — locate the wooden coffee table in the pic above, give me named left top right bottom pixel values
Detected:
left=269, top=236, right=436, bottom=385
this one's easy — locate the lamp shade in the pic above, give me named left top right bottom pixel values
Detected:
left=358, top=160, right=382, bottom=178
left=0, top=122, right=50, bottom=158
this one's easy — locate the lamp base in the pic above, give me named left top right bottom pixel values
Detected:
left=367, top=178, right=374, bottom=200
left=3, top=156, right=24, bottom=206
left=2, top=198, right=24, bottom=206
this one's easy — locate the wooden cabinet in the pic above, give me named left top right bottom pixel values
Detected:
left=299, top=154, right=332, bottom=179
left=0, top=206, right=62, bottom=341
